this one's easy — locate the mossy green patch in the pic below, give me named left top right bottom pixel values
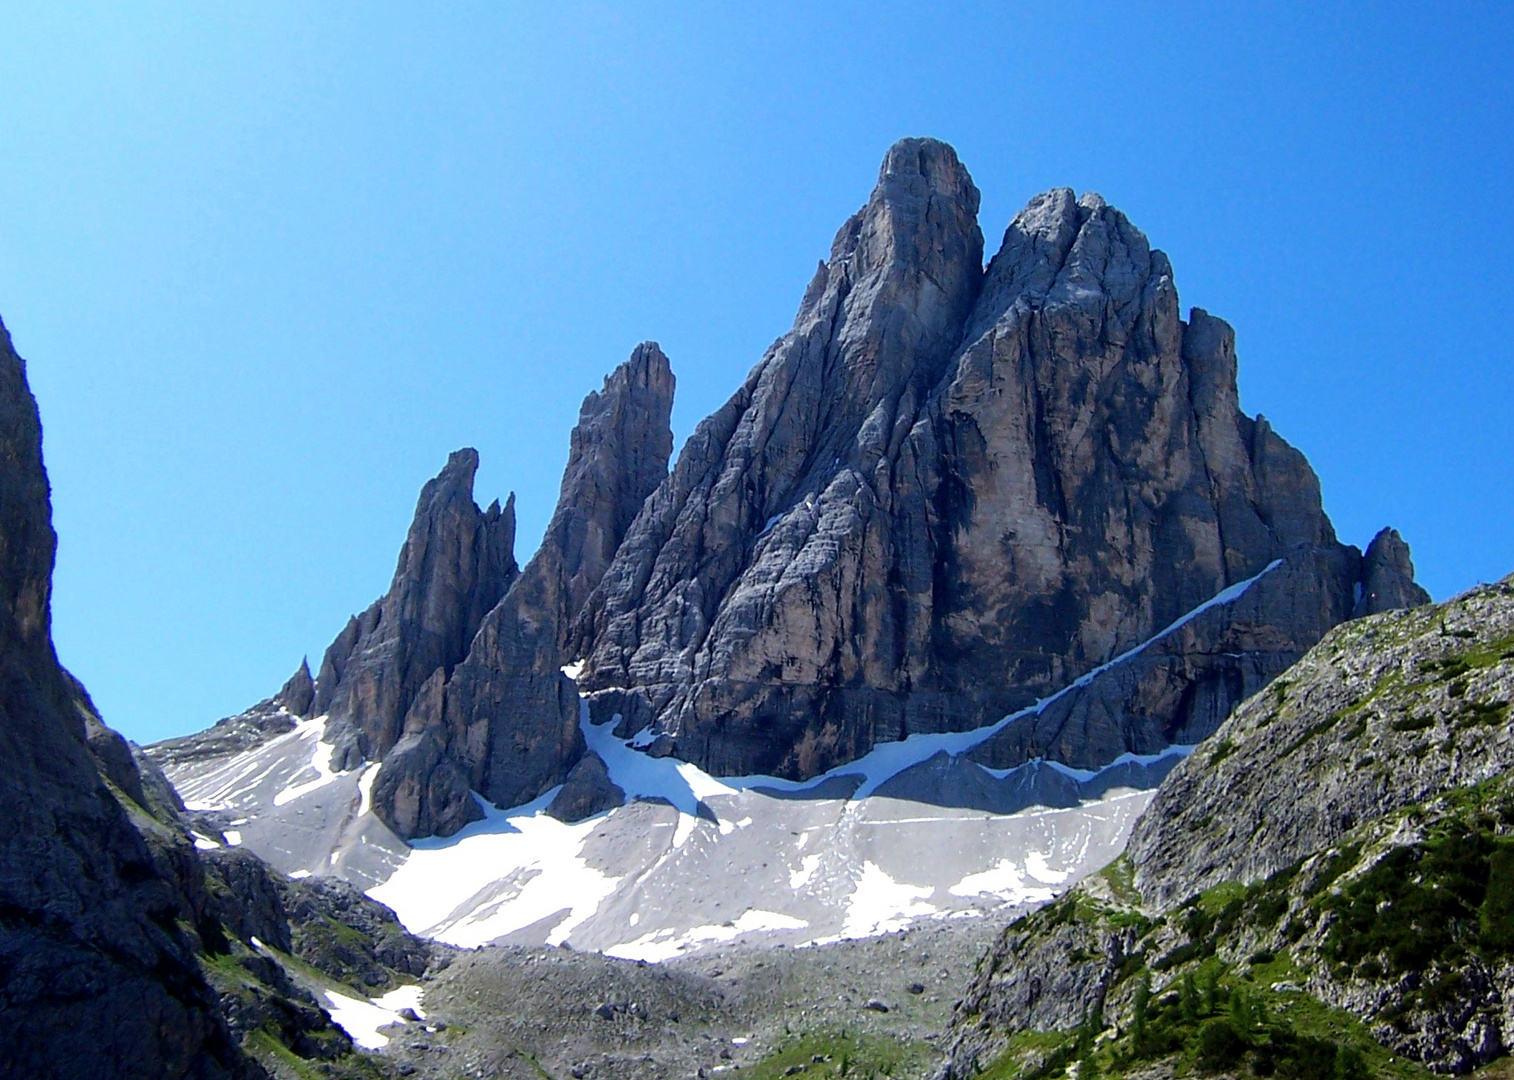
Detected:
left=731, top=1032, right=931, bottom=1080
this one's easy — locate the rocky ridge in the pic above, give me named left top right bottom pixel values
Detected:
left=937, top=575, right=1514, bottom=1078
left=574, top=141, right=1421, bottom=787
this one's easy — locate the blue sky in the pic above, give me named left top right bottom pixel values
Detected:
left=1, top=3, right=1509, bottom=744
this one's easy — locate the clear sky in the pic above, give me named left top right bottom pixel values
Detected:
left=1, top=3, right=1509, bottom=744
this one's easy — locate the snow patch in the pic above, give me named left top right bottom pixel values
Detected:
left=272, top=718, right=346, bottom=806
left=356, top=763, right=380, bottom=818
left=605, top=909, right=809, bottom=963
left=840, top=861, right=936, bottom=938
left=790, top=854, right=822, bottom=890
left=368, top=794, right=620, bottom=949
left=948, top=860, right=1057, bottom=904
left=321, top=985, right=424, bottom=1050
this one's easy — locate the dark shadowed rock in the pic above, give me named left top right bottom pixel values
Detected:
left=274, top=657, right=315, bottom=718
left=370, top=344, right=675, bottom=835
left=1353, top=525, right=1431, bottom=617
left=546, top=750, right=625, bottom=823
left=371, top=725, right=482, bottom=838
left=315, top=449, right=519, bottom=768
left=0, top=315, right=255, bottom=1078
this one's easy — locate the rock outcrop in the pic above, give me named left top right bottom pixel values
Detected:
left=1353, top=525, right=1431, bottom=617
left=574, top=140, right=1417, bottom=784
left=1129, top=573, right=1514, bottom=911
left=940, top=576, right=1514, bottom=1079
left=0, top=315, right=254, bottom=1078
left=422, top=342, right=674, bottom=823
left=180, top=138, right=1427, bottom=842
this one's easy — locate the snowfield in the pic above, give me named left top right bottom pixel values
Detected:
left=159, top=565, right=1283, bottom=968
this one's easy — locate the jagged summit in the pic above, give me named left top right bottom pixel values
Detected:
left=573, top=140, right=1398, bottom=785
left=164, top=137, right=1428, bottom=844
left=313, top=446, right=520, bottom=772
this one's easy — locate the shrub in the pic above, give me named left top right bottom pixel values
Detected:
left=1195, top=1017, right=1246, bottom=1072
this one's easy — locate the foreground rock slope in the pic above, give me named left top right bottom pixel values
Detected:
left=173, top=137, right=1425, bottom=842
left=940, top=575, right=1514, bottom=1078
left=0, top=314, right=442, bottom=1080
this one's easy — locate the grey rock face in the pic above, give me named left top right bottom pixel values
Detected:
left=545, top=750, right=625, bottom=823
left=198, top=138, right=1428, bottom=842
left=574, top=140, right=1417, bottom=785
left=314, top=448, right=519, bottom=768
left=369, top=724, right=482, bottom=838
left=432, top=342, right=675, bottom=818
left=274, top=658, right=315, bottom=718
left=0, top=316, right=255, bottom=1079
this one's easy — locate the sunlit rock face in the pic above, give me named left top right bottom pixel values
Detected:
left=573, top=139, right=1417, bottom=783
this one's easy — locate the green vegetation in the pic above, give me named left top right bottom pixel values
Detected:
left=731, top=1032, right=932, bottom=1080
left=1315, top=796, right=1514, bottom=1023
left=1281, top=711, right=1341, bottom=758
left=1424, top=633, right=1514, bottom=683
left=1097, top=858, right=1142, bottom=907
left=243, top=1027, right=389, bottom=1080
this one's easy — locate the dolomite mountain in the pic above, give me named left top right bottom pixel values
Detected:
left=184, top=137, right=1426, bottom=841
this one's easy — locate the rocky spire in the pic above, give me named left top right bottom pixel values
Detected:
left=222, top=138, right=1431, bottom=840
left=368, top=343, right=676, bottom=837
left=274, top=657, right=315, bottom=718
left=1354, top=526, right=1432, bottom=616
left=312, top=448, right=518, bottom=768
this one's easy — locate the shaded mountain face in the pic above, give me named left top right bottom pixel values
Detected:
left=314, top=447, right=521, bottom=771
left=0, top=317, right=252, bottom=1079
left=194, top=137, right=1424, bottom=841
left=938, top=576, right=1514, bottom=1080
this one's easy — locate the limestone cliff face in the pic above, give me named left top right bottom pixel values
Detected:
left=573, top=140, right=1404, bottom=781
left=0, top=316, right=253, bottom=1079
left=426, top=343, right=675, bottom=819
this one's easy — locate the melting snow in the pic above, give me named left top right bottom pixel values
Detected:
left=183, top=571, right=1280, bottom=961
left=356, top=763, right=380, bottom=817
left=321, top=985, right=425, bottom=1050
left=839, top=862, right=936, bottom=938
left=790, top=854, right=822, bottom=890
left=949, top=860, right=1057, bottom=904
left=272, top=719, right=345, bottom=806
left=606, top=909, right=809, bottom=963
left=367, top=793, right=621, bottom=949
